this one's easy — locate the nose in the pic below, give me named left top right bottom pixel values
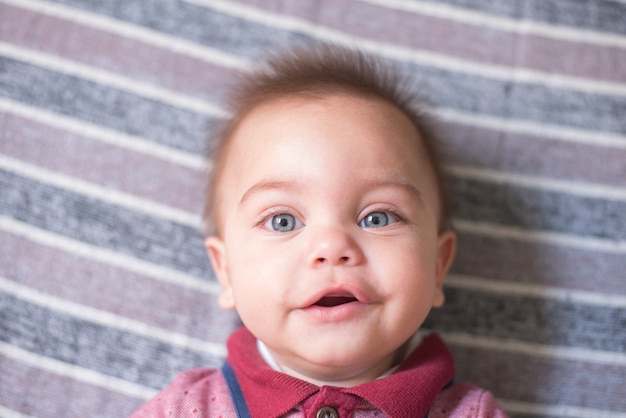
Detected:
left=307, top=226, right=364, bottom=267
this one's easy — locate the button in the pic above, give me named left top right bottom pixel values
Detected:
left=316, top=406, right=338, bottom=418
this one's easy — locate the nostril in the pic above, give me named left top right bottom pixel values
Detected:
left=314, top=256, right=351, bottom=265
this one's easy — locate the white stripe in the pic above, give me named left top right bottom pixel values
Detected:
left=0, top=276, right=227, bottom=358
left=7, top=8, right=623, bottom=151
left=3, top=97, right=625, bottom=206
left=182, top=0, right=626, bottom=97
left=0, top=98, right=205, bottom=170
left=0, top=214, right=622, bottom=310
left=4, top=297, right=621, bottom=418
left=433, top=106, right=626, bottom=149
left=0, top=42, right=228, bottom=118
left=0, top=155, right=200, bottom=228
left=6, top=0, right=626, bottom=97
left=0, top=216, right=219, bottom=295
left=359, top=0, right=626, bottom=49
left=446, top=164, right=626, bottom=201
left=5, top=73, right=626, bottom=160
left=2, top=273, right=622, bottom=369
left=454, top=219, right=626, bottom=254
left=0, top=341, right=157, bottom=400
left=2, top=147, right=625, bottom=256
left=4, top=161, right=626, bottom=308
left=440, top=331, right=626, bottom=367
left=3, top=154, right=620, bottom=310
left=0, top=406, right=36, bottom=418
left=500, top=399, right=626, bottom=418
left=447, top=275, right=626, bottom=308
left=1, top=0, right=249, bottom=70
left=2, top=8, right=625, bottom=149
left=1, top=206, right=622, bottom=311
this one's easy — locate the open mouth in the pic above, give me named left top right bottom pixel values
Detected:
left=314, top=296, right=359, bottom=307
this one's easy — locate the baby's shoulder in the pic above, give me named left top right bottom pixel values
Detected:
left=429, top=382, right=509, bottom=418
left=130, top=367, right=235, bottom=418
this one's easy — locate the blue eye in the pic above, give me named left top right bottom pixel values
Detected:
left=360, top=211, right=397, bottom=229
left=266, top=213, right=300, bottom=232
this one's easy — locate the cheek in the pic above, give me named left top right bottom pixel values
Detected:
left=226, top=239, right=291, bottom=310
left=370, top=237, right=438, bottom=294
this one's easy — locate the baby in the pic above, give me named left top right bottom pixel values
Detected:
left=132, top=44, right=508, bottom=418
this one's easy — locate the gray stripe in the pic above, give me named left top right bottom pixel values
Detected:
left=0, top=292, right=222, bottom=389
left=452, top=345, right=626, bottom=414
left=405, top=0, right=626, bottom=35
left=3, top=169, right=625, bottom=264
left=450, top=176, right=626, bottom=240
left=0, top=58, right=212, bottom=155
left=47, top=0, right=309, bottom=57
left=453, top=233, right=626, bottom=292
left=3, top=53, right=625, bottom=145
left=0, top=170, right=213, bottom=277
left=406, top=61, right=626, bottom=134
left=49, top=0, right=626, bottom=41
left=426, top=287, right=626, bottom=352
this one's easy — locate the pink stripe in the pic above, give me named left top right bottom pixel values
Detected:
left=0, top=4, right=242, bottom=100
left=0, top=113, right=206, bottom=214
left=450, top=344, right=626, bottom=411
left=3, top=107, right=625, bottom=199
left=455, top=232, right=626, bottom=294
left=231, top=0, right=626, bottom=83
left=439, top=122, right=626, bottom=188
left=0, top=232, right=237, bottom=342
left=0, top=355, right=145, bottom=417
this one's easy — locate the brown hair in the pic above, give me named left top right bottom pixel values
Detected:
left=203, top=43, right=452, bottom=236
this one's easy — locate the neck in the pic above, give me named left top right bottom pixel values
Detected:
left=257, top=337, right=414, bottom=387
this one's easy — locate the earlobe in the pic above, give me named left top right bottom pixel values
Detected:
left=432, top=230, right=457, bottom=308
left=205, top=236, right=236, bottom=309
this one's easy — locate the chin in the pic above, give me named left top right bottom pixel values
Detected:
left=299, top=348, right=387, bottom=378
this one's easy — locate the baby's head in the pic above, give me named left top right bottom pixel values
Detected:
left=204, top=44, right=452, bottom=236
left=204, top=44, right=457, bottom=386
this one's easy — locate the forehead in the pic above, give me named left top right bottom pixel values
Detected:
left=229, top=93, right=424, bottom=158
left=211, top=93, right=441, bottom=227
left=226, top=94, right=429, bottom=176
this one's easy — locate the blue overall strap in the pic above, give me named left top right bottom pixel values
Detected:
left=221, top=362, right=252, bottom=418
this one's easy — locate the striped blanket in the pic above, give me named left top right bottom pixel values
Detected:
left=1, top=1, right=624, bottom=417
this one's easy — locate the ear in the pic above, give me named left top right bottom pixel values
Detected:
left=432, top=230, right=457, bottom=308
left=205, top=236, right=236, bottom=309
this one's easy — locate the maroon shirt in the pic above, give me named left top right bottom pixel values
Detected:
left=131, top=327, right=509, bottom=417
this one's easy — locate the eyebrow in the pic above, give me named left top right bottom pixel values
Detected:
left=238, top=180, right=303, bottom=207
left=238, top=177, right=423, bottom=207
left=374, top=177, right=424, bottom=204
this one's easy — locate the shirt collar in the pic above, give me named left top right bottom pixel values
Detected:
left=257, top=332, right=425, bottom=379
left=227, top=327, right=455, bottom=418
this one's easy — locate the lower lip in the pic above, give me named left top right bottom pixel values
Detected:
left=300, top=301, right=370, bottom=322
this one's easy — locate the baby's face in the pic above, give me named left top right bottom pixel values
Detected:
left=206, top=94, right=456, bottom=386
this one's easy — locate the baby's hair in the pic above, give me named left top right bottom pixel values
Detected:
left=203, top=43, right=452, bottom=236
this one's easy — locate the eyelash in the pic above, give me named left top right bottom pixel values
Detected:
left=360, top=207, right=406, bottom=225
left=256, top=207, right=406, bottom=230
left=256, top=208, right=298, bottom=226
left=358, top=208, right=406, bottom=229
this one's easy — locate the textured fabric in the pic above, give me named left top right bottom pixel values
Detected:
left=227, top=327, right=456, bottom=417
left=131, top=327, right=507, bottom=418
left=222, top=361, right=252, bottom=418
left=1, top=1, right=625, bottom=417
left=130, top=367, right=234, bottom=417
